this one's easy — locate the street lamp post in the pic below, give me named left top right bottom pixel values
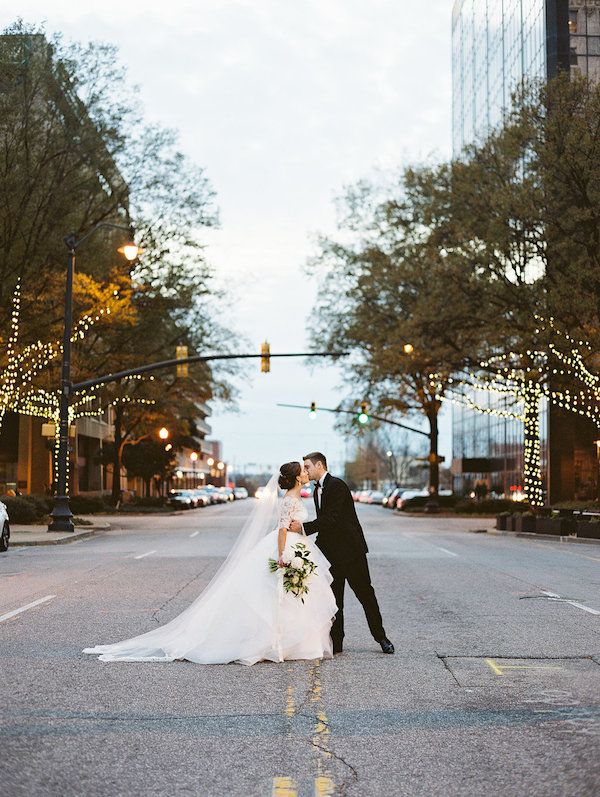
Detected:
left=191, top=451, right=198, bottom=487
left=48, top=223, right=141, bottom=532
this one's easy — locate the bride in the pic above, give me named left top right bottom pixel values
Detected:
left=83, top=461, right=337, bottom=665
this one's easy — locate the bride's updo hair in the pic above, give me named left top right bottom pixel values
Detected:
left=278, top=461, right=301, bottom=490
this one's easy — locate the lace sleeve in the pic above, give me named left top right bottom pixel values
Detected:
left=278, top=496, right=294, bottom=529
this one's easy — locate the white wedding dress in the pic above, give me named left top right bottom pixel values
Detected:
left=83, top=478, right=337, bottom=665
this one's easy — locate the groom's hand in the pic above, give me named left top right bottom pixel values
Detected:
left=289, top=520, right=302, bottom=532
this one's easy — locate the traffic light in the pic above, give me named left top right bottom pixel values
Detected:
left=309, top=401, right=317, bottom=420
left=176, top=345, right=188, bottom=377
left=260, top=340, right=270, bottom=373
left=357, top=401, right=370, bottom=425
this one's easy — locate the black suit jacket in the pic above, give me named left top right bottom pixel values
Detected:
left=303, top=473, right=369, bottom=566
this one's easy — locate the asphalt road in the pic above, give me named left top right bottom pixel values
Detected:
left=1, top=501, right=599, bottom=796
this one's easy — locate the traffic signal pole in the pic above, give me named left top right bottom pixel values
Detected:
left=72, top=352, right=346, bottom=392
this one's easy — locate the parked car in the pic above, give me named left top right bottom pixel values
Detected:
left=365, top=490, right=385, bottom=504
left=383, top=487, right=403, bottom=509
left=356, top=491, right=372, bottom=503
left=219, top=487, right=235, bottom=502
left=202, top=485, right=226, bottom=504
left=0, top=501, right=9, bottom=552
left=233, top=487, right=248, bottom=499
left=395, top=489, right=428, bottom=510
left=190, top=488, right=211, bottom=507
left=255, top=486, right=266, bottom=499
left=168, top=489, right=196, bottom=509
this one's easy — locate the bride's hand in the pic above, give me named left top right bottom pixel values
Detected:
left=277, top=557, right=286, bottom=568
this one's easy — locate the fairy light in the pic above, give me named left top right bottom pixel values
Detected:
left=430, top=318, right=600, bottom=508
left=0, top=282, right=153, bottom=493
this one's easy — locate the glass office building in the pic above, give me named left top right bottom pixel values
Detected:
left=451, top=1, right=600, bottom=499
left=452, top=0, right=547, bottom=155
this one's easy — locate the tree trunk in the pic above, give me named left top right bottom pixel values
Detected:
left=111, top=405, right=124, bottom=505
left=523, top=384, right=543, bottom=508
left=425, top=402, right=440, bottom=513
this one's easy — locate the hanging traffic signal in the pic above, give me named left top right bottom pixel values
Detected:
left=357, top=401, right=370, bottom=425
left=176, top=345, right=188, bottom=377
left=309, top=401, right=317, bottom=420
left=260, top=340, right=271, bottom=373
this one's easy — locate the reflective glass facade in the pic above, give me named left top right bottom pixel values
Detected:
left=452, top=0, right=546, bottom=154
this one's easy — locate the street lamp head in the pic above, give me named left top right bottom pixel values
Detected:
left=207, top=457, right=214, bottom=467
left=403, top=343, right=414, bottom=355
left=190, top=451, right=198, bottom=462
left=386, top=450, right=393, bottom=457
left=117, top=228, right=143, bottom=261
left=176, top=469, right=183, bottom=479
left=217, top=461, right=225, bottom=470
left=158, top=427, right=169, bottom=440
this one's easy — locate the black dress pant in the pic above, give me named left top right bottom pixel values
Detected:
left=329, top=555, right=385, bottom=645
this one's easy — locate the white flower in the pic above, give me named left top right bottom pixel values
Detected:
left=291, top=556, right=304, bottom=569
left=292, top=575, right=300, bottom=584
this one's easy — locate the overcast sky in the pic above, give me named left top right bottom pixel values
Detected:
left=7, top=1, right=453, bottom=476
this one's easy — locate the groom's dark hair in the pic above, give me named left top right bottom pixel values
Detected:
left=304, top=451, right=327, bottom=469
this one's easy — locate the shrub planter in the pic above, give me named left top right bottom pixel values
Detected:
left=577, top=520, right=600, bottom=540
left=535, top=516, right=565, bottom=535
left=496, top=514, right=510, bottom=530
left=505, top=514, right=516, bottom=532
left=514, top=514, right=536, bottom=533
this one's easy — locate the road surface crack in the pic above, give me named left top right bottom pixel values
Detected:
left=151, top=563, right=212, bottom=624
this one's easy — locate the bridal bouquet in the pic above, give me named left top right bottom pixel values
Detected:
left=268, top=541, right=317, bottom=602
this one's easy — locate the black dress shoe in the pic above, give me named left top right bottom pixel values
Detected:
left=379, top=637, right=394, bottom=654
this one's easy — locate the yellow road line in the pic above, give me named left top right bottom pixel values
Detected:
left=272, top=777, right=297, bottom=796
left=285, top=684, right=296, bottom=718
left=314, top=775, right=336, bottom=796
left=501, top=664, right=563, bottom=670
left=485, top=657, right=504, bottom=675
left=485, top=657, right=563, bottom=675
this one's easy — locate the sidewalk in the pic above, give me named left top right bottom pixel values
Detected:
left=9, top=519, right=111, bottom=547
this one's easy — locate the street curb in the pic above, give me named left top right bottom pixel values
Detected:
left=10, top=523, right=111, bottom=548
left=484, top=528, right=600, bottom=547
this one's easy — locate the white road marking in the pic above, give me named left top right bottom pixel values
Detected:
left=190, top=531, right=199, bottom=538
left=434, top=546, right=459, bottom=557
left=0, top=595, right=56, bottom=623
left=541, top=590, right=600, bottom=615
left=134, top=550, right=156, bottom=560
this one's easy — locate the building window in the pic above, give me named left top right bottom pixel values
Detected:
left=569, top=10, right=578, bottom=34
left=570, top=46, right=579, bottom=65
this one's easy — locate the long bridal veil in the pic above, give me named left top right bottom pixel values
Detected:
left=83, top=474, right=280, bottom=662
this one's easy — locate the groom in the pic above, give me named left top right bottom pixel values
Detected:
left=289, top=451, right=394, bottom=656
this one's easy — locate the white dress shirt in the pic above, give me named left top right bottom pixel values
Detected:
left=315, top=471, right=328, bottom=509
